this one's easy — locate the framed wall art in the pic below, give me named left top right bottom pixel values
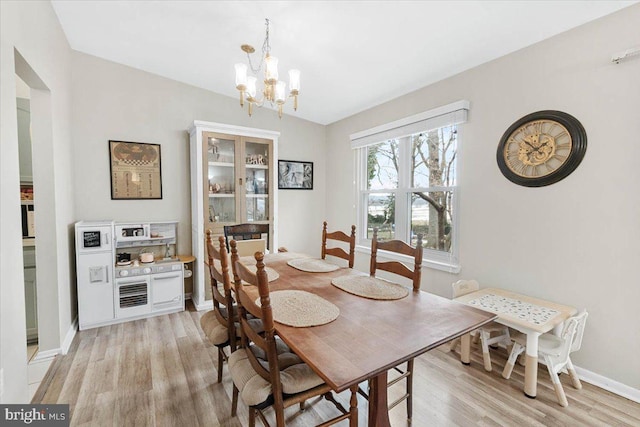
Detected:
left=109, top=140, right=162, bottom=199
left=278, top=160, right=313, bottom=190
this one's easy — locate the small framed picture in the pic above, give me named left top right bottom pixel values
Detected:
left=278, top=160, right=313, bottom=190
left=109, top=140, right=162, bottom=199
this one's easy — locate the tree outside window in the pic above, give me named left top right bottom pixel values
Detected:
left=363, top=125, right=458, bottom=255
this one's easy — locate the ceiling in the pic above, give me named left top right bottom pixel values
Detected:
left=51, top=1, right=635, bottom=125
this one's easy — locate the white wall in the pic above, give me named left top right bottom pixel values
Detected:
left=326, top=5, right=640, bottom=390
left=1, top=0, right=75, bottom=403
left=71, top=52, right=327, bottom=257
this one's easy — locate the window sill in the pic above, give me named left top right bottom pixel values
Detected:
left=355, top=245, right=461, bottom=274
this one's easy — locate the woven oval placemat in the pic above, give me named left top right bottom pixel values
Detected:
left=331, top=275, right=409, bottom=300
left=256, top=290, right=340, bottom=327
left=249, top=266, right=279, bottom=283
left=287, top=258, right=340, bottom=273
left=238, top=256, right=257, bottom=265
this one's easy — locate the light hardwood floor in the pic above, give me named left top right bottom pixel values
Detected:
left=32, top=304, right=640, bottom=426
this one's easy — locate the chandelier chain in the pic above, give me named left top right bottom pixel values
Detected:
left=246, top=18, right=272, bottom=75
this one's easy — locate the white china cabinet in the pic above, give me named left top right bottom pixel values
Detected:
left=189, top=121, right=279, bottom=310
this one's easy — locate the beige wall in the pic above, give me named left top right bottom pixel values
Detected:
left=1, top=0, right=75, bottom=403
left=71, top=52, right=327, bottom=257
left=2, top=0, right=638, bottom=403
left=326, top=5, right=640, bottom=389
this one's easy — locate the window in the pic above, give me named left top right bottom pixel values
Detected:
left=351, top=101, right=468, bottom=272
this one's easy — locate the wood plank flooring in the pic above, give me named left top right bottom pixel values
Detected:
left=33, top=304, right=640, bottom=426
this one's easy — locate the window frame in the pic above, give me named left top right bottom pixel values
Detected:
left=352, top=101, right=468, bottom=273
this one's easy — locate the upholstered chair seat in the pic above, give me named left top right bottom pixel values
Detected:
left=228, top=338, right=325, bottom=407
left=201, top=311, right=264, bottom=346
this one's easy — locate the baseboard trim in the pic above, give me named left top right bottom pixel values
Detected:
left=61, top=317, right=78, bottom=355
left=29, top=317, right=78, bottom=363
left=193, top=299, right=213, bottom=312
left=31, top=348, right=59, bottom=362
left=575, top=366, right=640, bottom=403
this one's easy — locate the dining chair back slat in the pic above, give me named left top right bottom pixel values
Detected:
left=375, top=261, right=415, bottom=281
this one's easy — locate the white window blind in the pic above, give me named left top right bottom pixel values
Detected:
left=350, top=100, right=469, bottom=149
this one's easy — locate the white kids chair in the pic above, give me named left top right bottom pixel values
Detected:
left=451, top=280, right=512, bottom=372
left=502, top=310, right=588, bottom=407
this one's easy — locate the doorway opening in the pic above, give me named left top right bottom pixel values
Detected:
left=16, top=74, right=39, bottom=361
left=14, top=48, right=57, bottom=400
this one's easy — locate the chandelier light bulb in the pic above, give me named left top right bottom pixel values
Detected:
left=288, top=69, right=300, bottom=93
left=264, top=55, right=279, bottom=84
left=235, top=63, right=247, bottom=89
left=275, top=81, right=287, bottom=104
left=246, top=76, right=257, bottom=99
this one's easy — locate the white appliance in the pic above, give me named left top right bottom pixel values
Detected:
left=76, top=220, right=184, bottom=331
left=75, top=221, right=115, bottom=330
left=114, top=260, right=183, bottom=317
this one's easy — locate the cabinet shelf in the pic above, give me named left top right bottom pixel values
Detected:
left=246, top=194, right=269, bottom=198
left=246, top=164, right=269, bottom=170
left=208, top=161, right=235, bottom=167
left=209, top=193, right=235, bottom=198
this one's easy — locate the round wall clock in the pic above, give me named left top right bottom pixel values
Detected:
left=496, top=110, right=587, bottom=187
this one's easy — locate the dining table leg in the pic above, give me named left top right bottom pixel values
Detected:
left=368, top=371, right=392, bottom=427
left=460, top=333, right=471, bottom=365
left=524, top=332, right=540, bottom=398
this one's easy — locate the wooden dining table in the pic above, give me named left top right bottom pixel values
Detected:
left=240, top=252, right=496, bottom=426
left=454, top=287, right=577, bottom=399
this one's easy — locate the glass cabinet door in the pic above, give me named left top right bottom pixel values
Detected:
left=201, top=132, right=273, bottom=241
left=205, top=134, right=237, bottom=226
left=244, top=140, right=270, bottom=222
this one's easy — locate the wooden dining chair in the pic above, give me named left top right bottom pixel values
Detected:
left=228, top=242, right=359, bottom=427
left=321, top=221, right=356, bottom=268
left=368, top=228, right=423, bottom=422
left=370, top=228, right=423, bottom=292
left=503, top=310, right=589, bottom=407
left=199, top=230, right=237, bottom=383
left=224, top=223, right=270, bottom=252
left=449, top=280, right=512, bottom=372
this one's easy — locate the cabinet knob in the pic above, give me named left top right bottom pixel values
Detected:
left=239, top=178, right=243, bottom=185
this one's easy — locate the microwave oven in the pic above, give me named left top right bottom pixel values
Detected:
left=115, top=223, right=150, bottom=242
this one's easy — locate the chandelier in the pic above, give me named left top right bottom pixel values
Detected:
left=234, top=19, right=300, bottom=118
